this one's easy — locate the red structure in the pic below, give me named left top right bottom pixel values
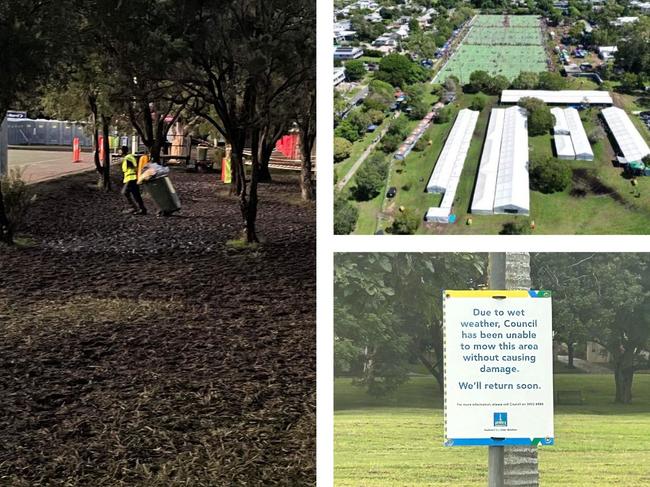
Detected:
left=72, top=138, right=81, bottom=163
left=275, top=133, right=300, bottom=160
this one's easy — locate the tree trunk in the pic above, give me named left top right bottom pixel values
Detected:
left=0, top=184, right=13, bottom=245
left=614, top=349, right=635, bottom=404
left=300, top=132, right=314, bottom=201
left=258, top=142, right=273, bottom=183
left=567, top=342, right=575, bottom=369
left=417, top=351, right=443, bottom=393
left=101, top=116, right=111, bottom=191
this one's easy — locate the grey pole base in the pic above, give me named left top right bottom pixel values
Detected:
left=488, top=446, right=504, bottom=487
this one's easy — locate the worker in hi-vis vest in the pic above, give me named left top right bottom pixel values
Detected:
left=120, top=146, right=147, bottom=215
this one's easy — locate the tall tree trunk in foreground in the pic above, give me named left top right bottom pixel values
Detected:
left=299, top=92, right=316, bottom=201
left=489, top=252, right=539, bottom=487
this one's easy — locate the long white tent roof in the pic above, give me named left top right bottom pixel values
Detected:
left=565, top=107, right=593, bottom=160
left=551, top=107, right=593, bottom=160
left=425, top=109, right=479, bottom=222
left=501, top=90, right=613, bottom=105
left=471, top=107, right=529, bottom=215
left=471, top=109, right=505, bottom=215
left=493, top=106, right=530, bottom=215
left=426, top=109, right=478, bottom=193
left=601, top=106, right=650, bottom=164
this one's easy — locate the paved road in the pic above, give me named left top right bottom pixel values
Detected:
left=9, top=149, right=97, bottom=184
left=336, top=112, right=399, bottom=191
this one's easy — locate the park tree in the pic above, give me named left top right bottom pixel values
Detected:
left=518, top=97, right=554, bottom=136
left=354, top=154, right=388, bottom=200
left=0, top=0, right=75, bottom=244
left=334, top=253, right=486, bottom=394
left=538, top=71, right=566, bottom=91
left=177, top=0, right=315, bottom=242
left=531, top=253, right=650, bottom=403
left=529, top=156, right=571, bottom=193
left=334, top=197, right=358, bottom=235
left=376, top=53, right=428, bottom=88
left=334, top=137, right=353, bottom=163
left=344, top=60, right=367, bottom=82
left=512, top=71, right=540, bottom=90
left=405, top=31, right=437, bottom=60
left=470, top=94, right=487, bottom=111
left=614, top=18, right=650, bottom=78
left=467, top=70, right=492, bottom=94
left=391, top=208, right=420, bottom=234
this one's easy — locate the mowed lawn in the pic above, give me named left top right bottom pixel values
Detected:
left=335, top=375, right=650, bottom=486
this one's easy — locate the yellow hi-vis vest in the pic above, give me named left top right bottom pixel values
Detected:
left=122, top=154, right=138, bottom=183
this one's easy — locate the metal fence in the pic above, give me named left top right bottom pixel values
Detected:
left=6, top=119, right=94, bottom=147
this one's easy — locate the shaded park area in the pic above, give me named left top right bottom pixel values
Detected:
left=0, top=169, right=315, bottom=485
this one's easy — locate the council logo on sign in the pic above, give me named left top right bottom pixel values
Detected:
left=493, top=412, right=508, bottom=427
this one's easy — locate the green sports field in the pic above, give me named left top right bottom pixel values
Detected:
left=335, top=374, right=650, bottom=486
left=436, top=15, right=547, bottom=84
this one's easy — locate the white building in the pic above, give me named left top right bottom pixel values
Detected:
left=471, top=107, right=530, bottom=216
left=334, top=46, right=364, bottom=60
left=334, top=67, right=346, bottom=86
left=611, top=16, right=639, bottom=27
left=598, top=46, right=618, bottom=61
left=425, top=109, right=479, bottom=223
left=601, top=107, right=650, bottom=164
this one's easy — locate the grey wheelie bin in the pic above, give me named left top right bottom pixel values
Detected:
left=144, top=175, right=181, bottom=216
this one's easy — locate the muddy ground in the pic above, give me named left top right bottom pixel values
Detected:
left=0, top=169, right=315, bottom=486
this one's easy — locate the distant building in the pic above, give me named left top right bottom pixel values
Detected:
left=631, top=0, right=650, bottom=13
left=334, top=67, right=346, bottom=87
left=611, top=16, right=639, bottom=27
left=598, top=45, right=618, bottom=61
left=586, top=341, right=610, bottom=364
left=334, top=46, right=364, bottom=61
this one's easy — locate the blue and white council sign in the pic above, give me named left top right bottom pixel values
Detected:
left=443, top=290, right=554, bottom=447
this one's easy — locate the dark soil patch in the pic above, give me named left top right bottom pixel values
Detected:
left=571, top=168, right=625, bottom=204
left=0, top=169, right=315, bottom=486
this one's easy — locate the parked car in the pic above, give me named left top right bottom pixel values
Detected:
left=386, top=186, right=397, bottom=198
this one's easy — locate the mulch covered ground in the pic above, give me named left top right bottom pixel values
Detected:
left=0, top=168, right=315, bottom=486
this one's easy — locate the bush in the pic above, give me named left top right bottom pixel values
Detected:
left=387, top=117, right=410, bottom=138
left=413, top=137, right=429, bottom=152
left=334, top=120, right=361, bottom=143
left=499, top=221, right=531, bottom=235
left=407, top=100, right=429, bottom=120
left=470, top=94, right=487, bottom=111
left=355, top=154, right=389, bottom=200
left=381, top=133, right=402, bottom=153
left=334, top=197, right=359, bottom=235
left=530, top=157, right=572, bottom=193
left=365, top=109, right=385, bottom=125
left=391, top=208, right=420, bottom=234
left=334, top=137, right=353, bottom=162
left=436, top=105, right=456, bottom=124
left=0, top=169, right=36, bottom=243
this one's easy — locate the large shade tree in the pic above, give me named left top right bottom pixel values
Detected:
left=0, top=0, right=74, bottom=244
left=177, top=0, right=315, bottom=242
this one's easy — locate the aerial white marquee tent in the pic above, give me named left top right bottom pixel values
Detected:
left=601, top=107, right=650, bottom=164
left=501, top=90, right=613, bottom=105
left=565, top=108, right=593, bottom=161
left=551, top=107, right=593, bottom=161
left=426, top=109, right=478, bottom=193
left=494, top=107, right=530, bottom=215
left=471, top=107, right=530, bottom=216
left=424, top=109, right=479, bottom=223
left=471, top=109, right=504, bottom=215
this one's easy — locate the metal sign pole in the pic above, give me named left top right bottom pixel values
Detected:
left=488, top=445, right=504, bottom=487
left=487, top=252, right=540, bottom=487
